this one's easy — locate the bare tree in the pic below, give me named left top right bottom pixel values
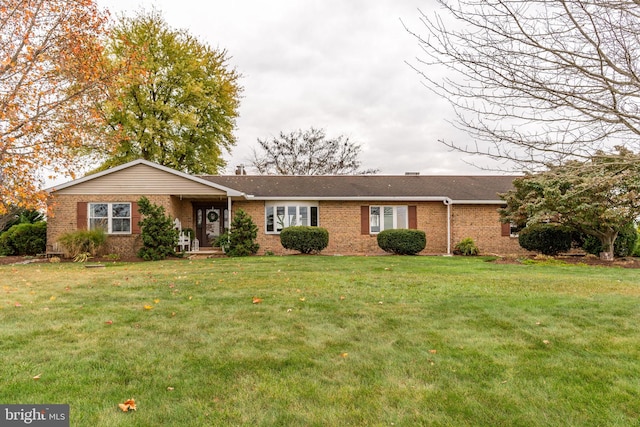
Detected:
left=250, top=127, right=378, bottom=175
left=406, top=1, right=640, bottom=169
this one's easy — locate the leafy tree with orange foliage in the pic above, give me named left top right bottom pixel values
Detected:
left=0, top=0, right=110, bottom=215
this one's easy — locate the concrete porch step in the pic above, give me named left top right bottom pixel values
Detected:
left=185, top=247, right=226, bottom=259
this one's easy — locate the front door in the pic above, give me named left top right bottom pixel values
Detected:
left=194, top=204, right=228, bottom=247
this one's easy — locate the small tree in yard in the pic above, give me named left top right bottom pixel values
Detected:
left=227, top=209, right=259, bottom=257
left=500, top=148, right=640, bottom=260
left=137, top=197, right=178, bottom=261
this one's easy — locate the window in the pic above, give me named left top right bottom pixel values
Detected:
left=88, top=203, right=131, bottom=234
left=369, top=206, right=408, bottom=233
left=265, top=202, right=319, bottom=233
left=501, top=221, right=520, bottom=238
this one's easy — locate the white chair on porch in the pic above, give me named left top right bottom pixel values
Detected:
left=174, top=218, right=192, bottom=252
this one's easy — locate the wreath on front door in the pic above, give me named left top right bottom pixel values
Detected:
left=207, top=211, right=219, bottom=223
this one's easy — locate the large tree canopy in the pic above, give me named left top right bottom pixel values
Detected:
left=250, top=127, right=378, bottom=175
left=98, top=9, right=242, bottom=174
left=408, top=1, right=640, bottom=169
left=0, top=0, right=110, bottom=214
left=499, top=148, right=640, bottom=259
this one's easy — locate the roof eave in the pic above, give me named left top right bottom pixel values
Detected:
left=245, top=196, right=453, bottom=202
left=45, top=159, right=245, bottom=197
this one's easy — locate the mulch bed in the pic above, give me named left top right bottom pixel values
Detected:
left=492, top=254, right=640, bottom=268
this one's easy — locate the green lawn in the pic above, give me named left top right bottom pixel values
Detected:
left=1, top=256, right=639, bottom=426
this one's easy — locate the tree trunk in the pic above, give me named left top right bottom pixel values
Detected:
left=599, top=231, right=617, bottom=261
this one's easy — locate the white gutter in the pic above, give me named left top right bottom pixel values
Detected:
left=449, top=200, right=505, bottom=205
left=243, top=196, right=452, bottom=202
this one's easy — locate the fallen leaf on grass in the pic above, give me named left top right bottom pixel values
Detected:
left=118, top=398, right=136, bottom=412
left=167, top=387, right=174, bottom=391
left=143, top=305, right=153, bottom=310
left=340, top=352, right=349, bottom=358
left=154, top=299, right=160, bottom=304
left=429, top=349, right=437, bottom=354
left=105, top=320, right=113, bottom=325
left=543, top=340, right=551, bottom=345
left=33, top=374, right=41, bottom=380
left=252, top=297, right=263, bottom=304
left=14, top=302, right=22, bottom=307
left=339, top=295, right=346, bottom=300
left=299, top=297, right=306, bottom=302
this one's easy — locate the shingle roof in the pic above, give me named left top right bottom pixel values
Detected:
left=199, top=175, right=518, bottom=202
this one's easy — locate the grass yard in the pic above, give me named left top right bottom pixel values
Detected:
left=1, top=255, right=639, bottom=426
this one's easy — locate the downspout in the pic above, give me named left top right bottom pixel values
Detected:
left=443, top=199, right=452, bottom=255
left=227, top=196, right=233, bottom=246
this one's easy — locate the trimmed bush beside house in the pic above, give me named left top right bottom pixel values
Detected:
left=280, top=226, right=329, bottom=254
left=0, top=221, right=47, bottom=256
left=377, top=229, right=426, bottom=255
left=518, top=223, right=573, bottom=256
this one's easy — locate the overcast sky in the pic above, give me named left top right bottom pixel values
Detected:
left=96, top=0, right=485, bottom=175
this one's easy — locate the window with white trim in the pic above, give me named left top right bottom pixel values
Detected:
left=369, top=206, right=408, bottom=233
left=265, top=202, right=318, bottom=233
left=88, top=203, right=131, bottom=234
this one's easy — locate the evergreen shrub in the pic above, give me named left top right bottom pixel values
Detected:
left=377, top=229, right=426, bottom=255
left=0, top=222, right=47, bottom=256
left=518, top=223, right=572, bottom=255
left=137, top=196, right=178, bottom=261
left=280, top=226, right=329, bottom=254
left=227, top=209, right=259, bottom=257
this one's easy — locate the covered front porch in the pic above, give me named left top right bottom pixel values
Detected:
left=171, top=195, right=234, bottom=253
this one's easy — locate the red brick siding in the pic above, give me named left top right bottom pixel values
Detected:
left=231, top=200, right=453, bottom=255
left=450, top=205, right=524, bottom=255
left=48, top=194, right=526, bottom=257
left=47, top=194, right=176, bottom=257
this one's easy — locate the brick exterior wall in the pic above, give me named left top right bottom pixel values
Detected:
left=231, top=200, right=524, bottom=256
left=450, top=204, right=524, bottom=255
left=48, top=194, right=524, bottom=258
left=47, top=194, right=191, bottom=257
